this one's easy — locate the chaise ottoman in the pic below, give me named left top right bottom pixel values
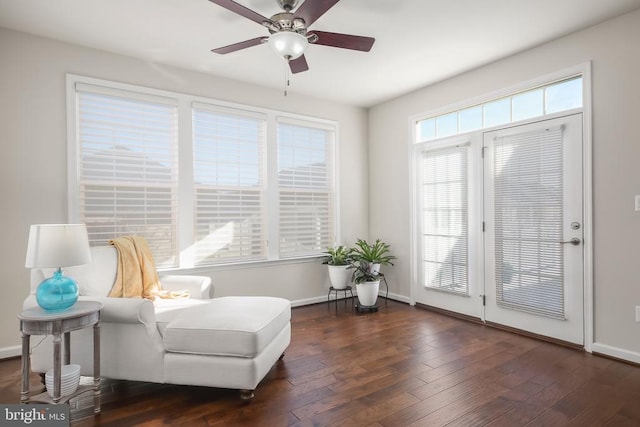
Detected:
left=158, top=296, right=291, bottom=399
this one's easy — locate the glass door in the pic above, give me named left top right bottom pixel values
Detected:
left=483, top=114, right=584, bottom=344
left=413, top=136, right=483, bottom=319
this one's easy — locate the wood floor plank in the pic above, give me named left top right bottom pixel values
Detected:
left=444, top=395, right=520, bottom=427
left=328, top=392, right=421, bottom=427
left=604, top=414, right=640, bottom=426
left=2, top=300, right=640, bottom=426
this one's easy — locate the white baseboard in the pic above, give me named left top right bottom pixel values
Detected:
left=386, top=292, right=411, bottom=304
left=291, top=295, right=330, bottom=307
left=591, top=342, right=640, bottom=364
left=0, top=345, right=21, bottom=360
left=291, top=291, right=411, bottom=308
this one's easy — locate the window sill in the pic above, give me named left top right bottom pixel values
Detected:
left=158, top=255, right=325, bottom=275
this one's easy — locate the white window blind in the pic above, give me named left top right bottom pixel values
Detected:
left=493, top=127, right=564, bottom=318
left=70, top=75, right=339, bottom=268
left=420, top=145, right=469, bottom=294
left=277, top=120, right=335, bottom=258
left=192, top=104, right=267, bottom=264
left=76, top=83, right=179, bottom=268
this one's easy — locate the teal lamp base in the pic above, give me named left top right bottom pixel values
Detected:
left=36, top=269, right=79, bottom=311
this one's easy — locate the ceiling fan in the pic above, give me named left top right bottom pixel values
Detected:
left=209, top=0, right=375, bottom=73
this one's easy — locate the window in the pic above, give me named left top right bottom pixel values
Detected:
left=416, top=76, right=583, bottom=142
left=277, top=119, right=335, bottom=258
left=75, top=83, right=179, bottom=268
left=458, top=106, right=482, bottom=133
left=512, top=89, right=543, bottom=122
left=484, top=98, right=511, bottom=128
left=436, top=113, right=457, bottom=138
left=69, top=76, right=337, bottom=268
left=419, top=144, right=469, bottom=294
left=493, top=127, right=565, bottom=318
left=545, top=78, right=582, bottom=113
left=192, top=104, right=267, bottom=265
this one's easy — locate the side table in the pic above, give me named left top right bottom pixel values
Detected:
left=19, top=301, right=103, bottom=413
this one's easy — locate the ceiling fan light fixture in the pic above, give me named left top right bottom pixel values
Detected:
left=268, top=31, right=308, bottom=60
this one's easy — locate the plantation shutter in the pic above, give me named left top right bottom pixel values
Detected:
left=192, top=103, right=267, bottom=264
left=420, top=144, right=469, bottom=294
left=493, top=127, right=565, bottom=318
left=75, top=83, right=179, bottom=268
left=277, top=119, right=335, bottom=258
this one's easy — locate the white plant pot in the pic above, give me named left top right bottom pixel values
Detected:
left=328, top=265, right=351, bottom=289
left=369, top=263, right=381, bottom=274
left=356, top=280, right=380, bottom=306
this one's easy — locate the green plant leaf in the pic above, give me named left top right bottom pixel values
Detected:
left=322, top=245, right=353, bottom=265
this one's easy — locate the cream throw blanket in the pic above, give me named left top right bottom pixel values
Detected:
left=108, top=236, right=189, bottom=300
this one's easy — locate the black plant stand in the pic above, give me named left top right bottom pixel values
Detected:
left=327, top=286, right=353, bottom=307
left=379, top=273, right=389, bottom=302
left=355, top=304, right=378, bottom=313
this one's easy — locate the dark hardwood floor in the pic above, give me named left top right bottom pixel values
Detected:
left=2, top=299, right=640, bottom=426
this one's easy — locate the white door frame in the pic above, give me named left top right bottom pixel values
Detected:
left=408, top=62, right=593, bottom=351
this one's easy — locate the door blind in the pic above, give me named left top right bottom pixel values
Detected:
left=76, top=86, right=179, bottom=268
left=493, top=127, right=565, bottom=318
left=192, top=106, right=267, bottom=264
left=420, top=145, right=469, bottom=294
left=277, top=120, right=335, bottom=258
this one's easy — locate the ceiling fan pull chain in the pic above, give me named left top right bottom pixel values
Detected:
left=284, top=59, right=290, bottom=96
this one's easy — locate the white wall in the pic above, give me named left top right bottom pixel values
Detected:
left=369, top=9, right=640, bottom=360
left=0, top=27, right=369, bottom=355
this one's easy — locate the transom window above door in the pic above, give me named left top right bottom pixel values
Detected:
left=415, top=76, right=582, bottom=142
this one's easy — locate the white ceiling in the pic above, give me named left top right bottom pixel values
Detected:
left=1, top=0, right=639, bottom=107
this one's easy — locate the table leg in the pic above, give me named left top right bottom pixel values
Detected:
left=93, top=321, right=101, bottom=413
left=52, top=332, right=62, bottom=404
left=64, top=331, right=71, bottom=365
left=20, top=331, right=30, bottom=404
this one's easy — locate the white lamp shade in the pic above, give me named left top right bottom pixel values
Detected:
left=25, top=224, right=92, bottom=268
left=268, top=31, right=308, bottom=60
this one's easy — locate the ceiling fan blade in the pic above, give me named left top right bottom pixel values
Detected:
left=289, top=55, right=309, bottom=74
left=309, top=31, right=375, bottom=52
left=294, top=0, right=341, bottom=26
left=212, top=36, right=267, bottom=54
left=208, top=0, right=271, bottom=25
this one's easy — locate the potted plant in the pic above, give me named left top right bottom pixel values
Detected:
left=352, top=238, right=396, bottom=274
left=350, top=262, right=381, bottom=306
left=350, top=239, right=395, bottom=306
left=322, top=245, right=353, bottom=289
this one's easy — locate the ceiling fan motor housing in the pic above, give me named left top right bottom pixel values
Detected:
left=264, top=12, right=307, bottom=35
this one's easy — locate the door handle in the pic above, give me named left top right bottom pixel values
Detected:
left=560, top=238, right=581, bottom=246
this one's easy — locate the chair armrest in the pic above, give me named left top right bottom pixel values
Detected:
left=81, top=296, right=153, bottom=323
left=81, top=296, right=159, bottom=337
left=159, top=275, right=212, bottom=299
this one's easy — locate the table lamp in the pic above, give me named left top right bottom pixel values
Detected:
left=25, top=224, right=92, bottom=311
